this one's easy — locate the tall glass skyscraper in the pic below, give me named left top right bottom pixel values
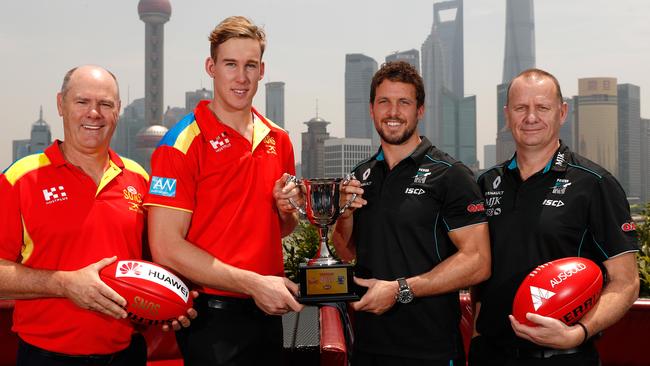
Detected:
left=617, top=84, right=641, bottom=199
left=345, top=54, right=377, bottom=145
left=265, top=82, right=285, bottom=128
left=421, top=0, right=476, bottom=166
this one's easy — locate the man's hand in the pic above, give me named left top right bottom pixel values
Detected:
left=250, top=275, right=304, bottom=315
left=273, top=173, right=301, bottom=215
left=163, top=290, right=200, bottom=331
left=339, top=178, right=366, bottom=219
left=59, top=256, right=128, bottom=319
left=509, top=313, right=585, bottom=349
left=351, top=277, right=398, bottom=315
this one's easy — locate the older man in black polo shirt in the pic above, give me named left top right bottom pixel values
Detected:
left=332, top=61, right=491, bottom=365
left=469, top=68, right=640, bottom=366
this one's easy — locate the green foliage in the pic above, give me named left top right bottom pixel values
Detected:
left=637, top=203, right=650, bottom=297
left=282, top=220, right=321, bottom=282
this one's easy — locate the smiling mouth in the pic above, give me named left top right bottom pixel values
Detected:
left=82, top=124, right=103, bottom=130
left=232, top=89, right=248, bottom=96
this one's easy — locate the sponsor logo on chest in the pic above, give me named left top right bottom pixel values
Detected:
left=42, top=185, right=68, bottom=205
left=209, top=132, right=231, bottom=153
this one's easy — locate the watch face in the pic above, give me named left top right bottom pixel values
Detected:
left=398, top=289, right=413, bottom=304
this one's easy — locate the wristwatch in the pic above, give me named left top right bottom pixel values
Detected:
left=395, top=277, right=414, bottom=304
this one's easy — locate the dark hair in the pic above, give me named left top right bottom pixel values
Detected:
left=209, top=16, right=266, bottom=61
left=370, top=61, right=425, bottom=108
left=506, top=68, right=564, bottom=104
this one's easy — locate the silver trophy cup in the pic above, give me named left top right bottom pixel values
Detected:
left=286, top=175, right=359, bottom=303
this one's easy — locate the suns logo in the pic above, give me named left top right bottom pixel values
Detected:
left=119, top=262, right=142, bottom=276
left=123, top=186, right=143, bottom=213
left=263, top=135, right=277, bottom=155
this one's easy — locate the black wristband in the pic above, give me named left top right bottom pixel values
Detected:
left=575, top=321, right=589, bottom=345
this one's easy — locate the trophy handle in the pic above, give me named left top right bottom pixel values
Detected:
left=285, top=175, right=306, bottom=215
left=339, top=173, right=358, bottom=214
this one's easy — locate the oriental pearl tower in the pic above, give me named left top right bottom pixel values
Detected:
left=136, top=0, right=171, bottom=171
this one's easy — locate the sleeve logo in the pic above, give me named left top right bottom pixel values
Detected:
left=149, top=176, right=177, bottom=197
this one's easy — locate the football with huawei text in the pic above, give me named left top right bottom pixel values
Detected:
left=100, top=260, right=193, bottom=325
left=513, top=257, right=603, bottom=326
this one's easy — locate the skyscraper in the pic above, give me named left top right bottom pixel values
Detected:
left=12, top=107, right=52, bottom=161
left=301, top=116, right=330, bottom=178
left=324, top=138, right=373, bottom=178
left=265, top=82, right=285, bottom=128
left=496, top=0, right=536, bottom=162
left=502, top=0, right=536, bottom=84
left=576, top=77, right=618, bottom=177
left=185, top=88, right=212, bottom=114
left=421, top=0, right=476, bottom=165
left=385, top=49, right=420, bottom=73
left=641, top=118, right=650, bottom=203
left=618, top=84, right=642, bottom=200
left=345, top=54, right=377, bottom=145
left=560, top=97, right=575, bottom=148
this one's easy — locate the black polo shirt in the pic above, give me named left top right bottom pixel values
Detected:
left=475, top=141, right=639, bottom=349
left=351, top=137, right=487, bottom=360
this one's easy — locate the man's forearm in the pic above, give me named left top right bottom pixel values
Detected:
left=331, top=216, right=356, bottom=262
left=0, top=259, right=65, bottom=299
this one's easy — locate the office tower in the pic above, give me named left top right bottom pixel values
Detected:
left=324, top=138, right=374, bottom=178
left=345, top=54, right=377, bottom=145
left=483, top=144, right=496, bottom=169
left=386, top=49, right=420, bottom=73
left=560, top=97, right=575, bottom=148
left=617, top=84, right=641, bottom=200
left=185, top=88, right=213, bottom=114
left=12, top=107, right=52, bottom=161
left=496, top=0, right=536, bottom=162
left=502, top=0, right=535, bottom=83
left=576, top=77, right=618, bottom=177
left=641, top=118, right=650, bottom=203
left=301, top=116, right=330, bottom=178
left=112, top=98, right=146, bottom=159
left=163, top=106, right=187, bottom=128
left=265, top=82, right=285, bottom=128
left=421, top=0, right=476, bottom=165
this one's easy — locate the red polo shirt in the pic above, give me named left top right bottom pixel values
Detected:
left=0, top=141, right=149, bottom=355
left=144, top=101, right=295, bottom=297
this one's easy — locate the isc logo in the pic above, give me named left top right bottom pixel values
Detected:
left=542, top=199, right=564, bottom=207
left=405, top=187, right=425, bottom=195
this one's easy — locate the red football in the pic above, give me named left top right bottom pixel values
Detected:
left=100, top=260, right=193, bottom=325
left=513, top=257, right=603, bottom=326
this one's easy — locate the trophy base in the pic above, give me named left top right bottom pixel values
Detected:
left=297, top=262, right=360, bottom=304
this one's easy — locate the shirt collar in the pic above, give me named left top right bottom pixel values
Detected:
left=193, top=100, right=272, bottom=151
left=372, top=136, right=433, bottom=165
left=506, top=140, right=570, bottom=174
left=45, top=140, right=124, bottom=169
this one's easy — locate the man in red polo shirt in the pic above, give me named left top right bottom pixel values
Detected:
left=0, top=65, right=150, bottom=365
left=144, top=16, right=303, bottom=365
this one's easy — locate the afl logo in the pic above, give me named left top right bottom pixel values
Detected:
left=621, top=222, right=636, bottom=232
left=119, top=262, right=142, bottom=276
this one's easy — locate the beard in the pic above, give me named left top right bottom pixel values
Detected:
left=376, top=117, right=418, bottom=145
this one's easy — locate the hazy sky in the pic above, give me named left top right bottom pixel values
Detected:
left=1, top=0, right=649, bottom=169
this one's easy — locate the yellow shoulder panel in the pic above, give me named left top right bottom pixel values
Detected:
left=4, top=153, right=51, bottom=186
left=122, top=157, right=150, bottom=181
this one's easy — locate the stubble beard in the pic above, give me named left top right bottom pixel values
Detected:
left=377, top=117, right=417, bottom=145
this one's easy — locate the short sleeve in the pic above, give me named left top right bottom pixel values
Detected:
left=441, top=163, right=487, bottom=231
left=143, top=145, right=197, bottom=212
left=0, top=174, right=24, bottom=261
left=589, top=173, right=638, bottom=257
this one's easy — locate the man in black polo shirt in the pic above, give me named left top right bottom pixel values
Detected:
left=469, top=68, right=640, bottom=366
left=332, top=61, right=491, bottom=365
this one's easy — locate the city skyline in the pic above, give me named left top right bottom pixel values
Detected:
left=1, top=0, right=649, bottom=169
